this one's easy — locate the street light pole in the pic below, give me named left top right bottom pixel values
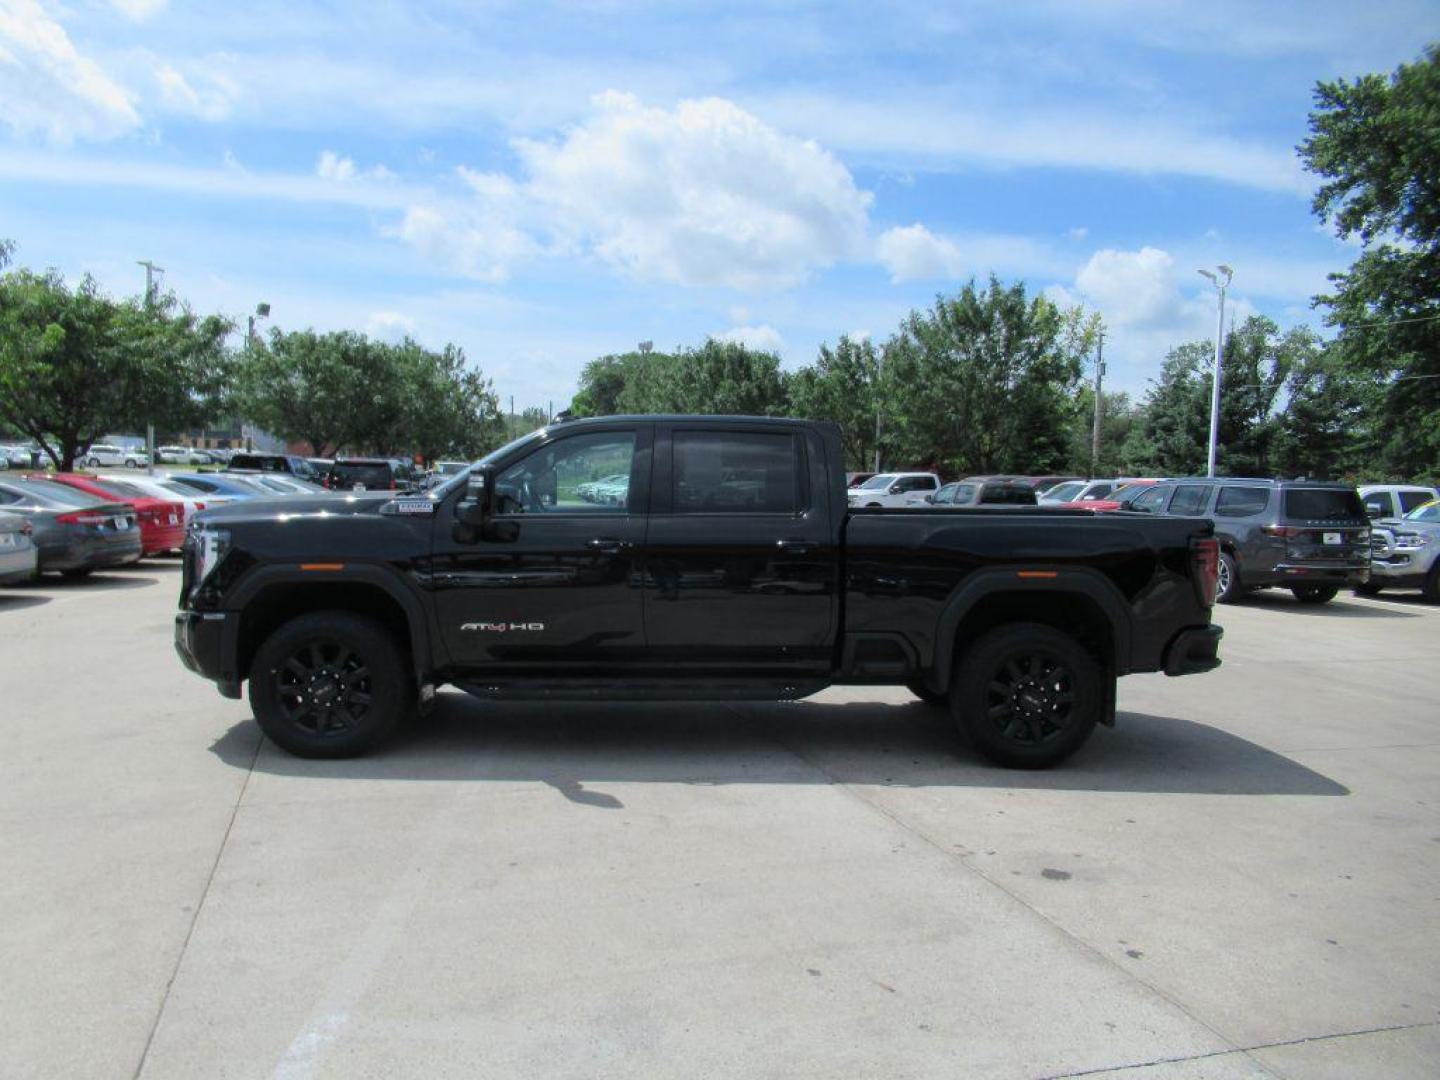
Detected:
left=1090, top=327, right=1105, bottom=478
left=1198, top=265, right=1233, bottom=478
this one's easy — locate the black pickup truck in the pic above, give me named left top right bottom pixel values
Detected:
left=176, top=416, right=1222, bottom=767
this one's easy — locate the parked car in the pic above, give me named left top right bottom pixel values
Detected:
left=1040, top=478, right=1131, bottom=505
left=157, top=445, right=209, bottom=465
left=1058, top=480, right=1166, bottom=512
left=97, top=473, right=210, bottom=525
left=156, top=472, right=265, bottom=504
left=225, top=453, right=323, bottom=481
left=176, top=415, right=1222, bottom=765
left=577, top=473, right=629, bottom=502
left=911, top=479, right=1039, bottom=507
left=1013, top=475, right=1082, bottom=493
left=1124, top=477, right=1370, bottom=604
left=2, top=444, right=37, bottom=469
left=79, top=443, right=148, bottom=469
left=324, top=458, right=413, bottom=492
left=1361, top=498, right=1440, bottom=601
left=0, top=510, right=38, bottom=584
left=847, top=472, right=942, bottom=507
left=33, top=473, right=186, bottom=555
left=0, top=477, right=141, bottom=577
left=1357, top=484, right=1439, bottom=520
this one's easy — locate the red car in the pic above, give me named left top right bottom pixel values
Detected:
left=30, top=473, right=186, bottom=555
left=1059, top=480, right=1164, bottom=513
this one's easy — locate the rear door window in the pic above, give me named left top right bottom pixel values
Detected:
left=1215, top=486, right=1270, bottom=517
left=1130, top=486, right=1171, bottom=513
left=1284, top=488, right=1366, bottom=521
left=673, top=431, right=799, bottom=514
left=1167, top=484, right=1214, bottom=516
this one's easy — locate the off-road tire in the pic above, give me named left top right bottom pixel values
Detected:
left=1423, top=564, right=1440, bottom=604
left=907, top=682, right=948, bottom=707
left=951, top=622, right=1102, bottom=769
left=249, top=611, right=410, bottom=758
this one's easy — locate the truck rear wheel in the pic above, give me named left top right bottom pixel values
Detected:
left=951, top=623, right=1101, bottom=769
left=249, top=611, right=409, bottom=758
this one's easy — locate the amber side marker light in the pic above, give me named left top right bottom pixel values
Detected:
left=1016, top=570, right=1058, bottom=579
left=300, top=563, right=346, bottom=572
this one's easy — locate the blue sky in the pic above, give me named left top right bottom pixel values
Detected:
left=2, top=1, right=1436, bottom=412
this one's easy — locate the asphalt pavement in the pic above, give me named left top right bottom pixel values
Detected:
left=1, top=564, right=1437, bottom=1079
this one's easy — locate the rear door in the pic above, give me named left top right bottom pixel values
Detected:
left=1282, top=487, right=1370, bottom=568
left=641, top=423, right=838, bottom=675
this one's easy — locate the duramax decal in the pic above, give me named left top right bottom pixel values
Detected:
left=460, top=622, right=546, bottom=632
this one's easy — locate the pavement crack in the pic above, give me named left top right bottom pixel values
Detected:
left=1040, top=1019, right=1440, bottom=1078
left=131, top=731, right=264, bottom=1080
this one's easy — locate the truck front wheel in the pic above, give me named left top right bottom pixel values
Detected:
left=952, top=623, right=1102, bottom=769
left=249, top=611, right=410, bottom=758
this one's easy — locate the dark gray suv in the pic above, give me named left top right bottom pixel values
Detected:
left=1123, top=478, right=1369, bottom=604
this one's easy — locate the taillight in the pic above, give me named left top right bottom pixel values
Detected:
left=1262, top=524, right=1297, bottom=539
left=55, top=511, right=107, bottom=525
left=195, top=502, right=206, bottom=511
left=1192, top=537, right=1219, bottom=608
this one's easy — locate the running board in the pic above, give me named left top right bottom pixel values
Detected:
left=453, top=678, right=831, bottom=702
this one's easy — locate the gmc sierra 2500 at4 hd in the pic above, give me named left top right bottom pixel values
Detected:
left=176, top=416, right=1223, bottom=768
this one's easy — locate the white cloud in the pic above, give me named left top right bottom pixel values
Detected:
left=713, top=324, right=784, bottom=352
left=0, top=0, right=140, bottom=141
left=875, top=223, right=1071, bottom=284
left=109, top=0, right=168, bottom=20
left=154, top=62, right=235, bottom=121
left=1074, top=246, right=1184, bottom=328
left=366, top=310, right=416, bottom=340
left=512, top=91, right=873, bottom=288
left=388, top=203, right=540, bottom=284
left=1068, top=226, right=1089, bottom=241
left=316, top=149, right=357, bottom=182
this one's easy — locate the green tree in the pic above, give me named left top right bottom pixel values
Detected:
left=878, top=277, right=1092, bottom=475
left=569, top=341, right=788, bottom=417
left=0, top=266, right=233, bottom=469
left=1126, top=342, right=1212, bottom=475
left=1068, top=388, right=1139, bottom=476
left=1299, top=45, right=1440, bottom=477
left=789, top=335, right=882, bottom=470
left=397, top=341, right=504, bottom=464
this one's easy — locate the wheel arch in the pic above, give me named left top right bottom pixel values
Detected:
left=927, top=569, right=1129, bottom=717
left=229, top=566, right=430, bottom=686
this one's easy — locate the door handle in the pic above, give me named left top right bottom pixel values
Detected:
left=776, top=538, right=816, bottom=555
left=587, top=537, right=631, bottom=554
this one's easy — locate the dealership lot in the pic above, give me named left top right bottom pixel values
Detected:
left=1, top=567, right=1437, bottom=1079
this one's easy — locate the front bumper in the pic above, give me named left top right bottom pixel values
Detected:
left=174, top=610, right=243, bottom=698
left=1163, top=624, right=1223, bottom=677
left=1368, top=552, right=1434, bottom=584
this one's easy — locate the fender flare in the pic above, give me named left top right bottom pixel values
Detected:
left=928, top=567, right=1133, bottom=693
left=227, top=563, right=432, bottom=680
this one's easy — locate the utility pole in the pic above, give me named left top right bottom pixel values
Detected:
left=138, top=261, right=164, bottom=474
left=872, top=349, right=883, bottom=474
left=1197, top=265, right=1233, bottom=478
left=1090, top=328, right=1105, bottom=478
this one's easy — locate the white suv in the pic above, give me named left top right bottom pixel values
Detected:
left=848, top=472, right=942, bottom=508
left=82, top=444, right=148, bottom=468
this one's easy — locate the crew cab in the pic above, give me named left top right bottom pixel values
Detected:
left=175, top=417, right=1223, bottom=767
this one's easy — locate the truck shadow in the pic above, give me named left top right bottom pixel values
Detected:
left=212, top=694, right=1348, bottom=800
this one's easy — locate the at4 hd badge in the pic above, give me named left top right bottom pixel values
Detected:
left=460, top=621, right=546, bottom=632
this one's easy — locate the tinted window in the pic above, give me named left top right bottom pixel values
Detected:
left=94, top=479, right=148, bottom=499
left=858, top=474, right=896, bottom=490
left=1398, top=490, right=1434, bottom=512
left=932, top=483, right=959, bottom=503
left=1044, top=482, right=1084, bottom=502
left=1167, top=485, right=1213, bottom=516
left=674, top=431, right=797, bottom=514
left=328, top=463, right=393, bottom=490
left=1130, top=486, right=1170, bottom=513
left=1284, top=488, right=1365, bottom=521
left=950, top=484, right=978, bottom=504
left=899, top=475, right=937, bottom=492
left=1215, top=487, right=1270, bottom=517
left=230, top=455, right=288, bottom=473
left=496, top=431, right=636, bottom=514
left=1082, top=482, right=1115, bottom=499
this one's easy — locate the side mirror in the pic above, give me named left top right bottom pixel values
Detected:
left=889, top=483, right=902, bottom=495
left=457, top=467, right=492, bottom=526
left=1364, top=502, right=1384, bottom=518
left=923, top=494, right=934, bottom=503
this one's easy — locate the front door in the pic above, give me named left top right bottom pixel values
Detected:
left=640, top=424, right=838, bottom=676
left=430, top=424, right=652, bottom=674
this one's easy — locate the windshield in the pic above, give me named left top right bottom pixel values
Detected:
left=1042, top=481, right=1084, bottom=502
left=329, top=463, right=392, bottom=490
left=859, top=474, right=898, bottom=490
left=1404, top=501, right=1439, bottom=522
left=93, top=478, right=149, bottom=499
left=12, top=478, right=104, bottom=507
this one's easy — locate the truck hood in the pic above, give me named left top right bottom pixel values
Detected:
left=193, top=492, right=405, bottom=524
left=1375, top=516, right=1440, bottom=534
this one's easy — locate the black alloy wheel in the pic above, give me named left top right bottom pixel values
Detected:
left=952, top=622, right=1101, bottom=769
left=1290, top=584, right=1339, bottom=605
left=250, top=611, right=409, bottom=758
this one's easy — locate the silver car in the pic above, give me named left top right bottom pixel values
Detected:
left=0, top=510, right=38, bottom=584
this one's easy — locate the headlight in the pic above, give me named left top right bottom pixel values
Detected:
left=1394, top=532, right=1433, bottom=550
left=193, top=527, right=231, bottom=585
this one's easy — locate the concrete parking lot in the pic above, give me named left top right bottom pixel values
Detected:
left=1, top=565, right=1437, bottom=1079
